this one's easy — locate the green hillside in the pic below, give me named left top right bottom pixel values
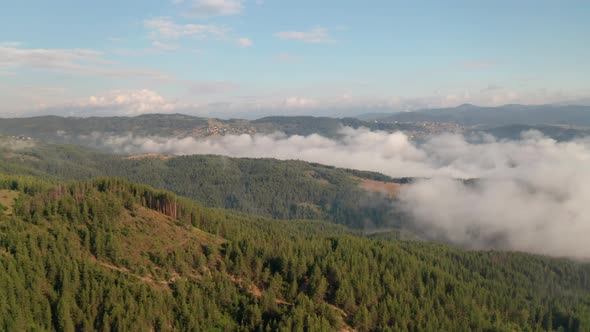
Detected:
left=0, top=138, right=403, bottom=229
left=1, top=175, right=589, bottom=331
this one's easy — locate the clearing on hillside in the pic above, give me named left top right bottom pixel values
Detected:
left=0, top=190, right=18, bottom=215
left=357, top=178, right=401, bottom=198
left=124, top=153, right=176, bottom=160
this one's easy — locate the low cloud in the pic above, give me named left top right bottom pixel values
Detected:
left=398, top=176, right=590, bottom=258
left=82, top=127, right=590, bottom=258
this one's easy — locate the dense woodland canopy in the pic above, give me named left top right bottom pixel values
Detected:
left=0, top=175, right=590, bottom=331
left=2, top=137, right=590, bottom=331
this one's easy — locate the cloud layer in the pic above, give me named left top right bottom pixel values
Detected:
left=145, top=17, right=227, bottom=40
left=82, top=128, right=590, bottom=258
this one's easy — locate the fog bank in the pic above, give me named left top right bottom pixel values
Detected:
left=84, top=128, right=590, bottom=258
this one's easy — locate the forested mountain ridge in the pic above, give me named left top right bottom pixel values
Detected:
left=0, top=137, right=404, bottom=229
left=3, top=110, right=590, bottom=147
left=0, top=114, right=421, bottom=141
left=1, top=174, right=590, bottom=331
left=372, top=104, right=590, bottom=127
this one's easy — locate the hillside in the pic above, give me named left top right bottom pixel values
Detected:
left=1, top=175, right=590, bottom=331
left=0, top=138, right=405, bottom=229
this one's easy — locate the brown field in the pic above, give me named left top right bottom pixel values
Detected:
left=0, top=190, right=19, bottom=215
left=357, top=178, right=402, bottom=198
left=304, top=170, right=330, bottom=185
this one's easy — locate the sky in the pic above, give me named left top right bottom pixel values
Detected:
left=1, top=0, right=589, bottom=118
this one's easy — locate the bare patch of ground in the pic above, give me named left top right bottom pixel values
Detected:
left=357, top=178, right=402, bottom=198
left=124, top=153, right=176, bottom=160
left=0, top=190, right=19, bottom=215
left=304, top=170, right=330, bottom=185
left=1, top=152, right=38, bottom=161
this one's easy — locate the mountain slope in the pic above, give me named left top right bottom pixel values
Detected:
left=1, top=175, right=590, bottom=331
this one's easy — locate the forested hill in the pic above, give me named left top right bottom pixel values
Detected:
left=1, top=175, right=590, bottom=331
left=0, top=137, right=404, bottom=228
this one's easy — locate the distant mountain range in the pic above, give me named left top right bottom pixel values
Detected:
left=0, top=114, right=422, bottom=140
left=358, top=104, right=590, bottom=127
left=1, top=104, right=590, bottom=144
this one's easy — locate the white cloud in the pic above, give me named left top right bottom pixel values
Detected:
left=86, top=89, right=176, bottom=113
left=38, top=89, right=179, bottom=116
left=274, top=27, right=334, bottom=44
left=186, top=0, right=244, bottom=17
left=144, top=17, right=227, bottom=40
left=237, top=37, right=253, bottom=47
left=0, top=45, right=107, bottom=70
left=0, top=44, right=169, bottom=79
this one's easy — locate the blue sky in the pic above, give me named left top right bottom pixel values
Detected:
left=1, top=0, right=589, bottom=118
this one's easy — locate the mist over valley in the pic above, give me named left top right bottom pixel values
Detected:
left=3, top=2, right=590, bottom=329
